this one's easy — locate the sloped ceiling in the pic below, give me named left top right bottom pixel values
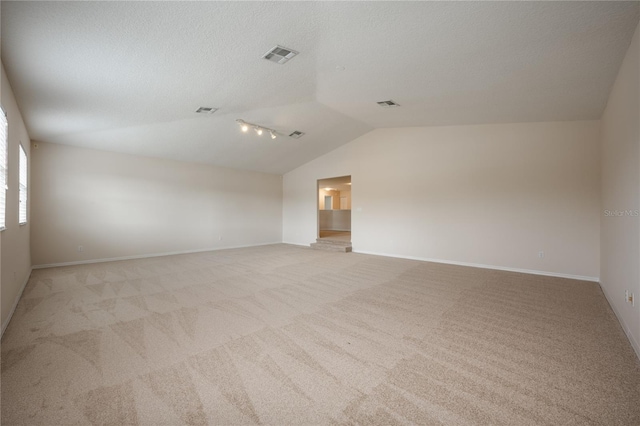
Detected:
left=2, top=1, right=639, bottom=174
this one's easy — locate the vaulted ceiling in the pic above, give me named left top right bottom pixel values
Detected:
left=2, top=1, right=639, bottom=174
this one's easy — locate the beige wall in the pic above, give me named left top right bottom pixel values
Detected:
left=319, top=210, right=351, bottom=232
left=318, top=188, right=340, bottom=210
left=1, top=62, right=32, bottom=331
left=339, top=190, right=351, bottom=210
left=600, top=21, right=640, bottom=358
left=318, top=188, right=351, bottom=210
left=31, top=142, right=282, bottom=266
left=284, top=120, right=601, bottom=280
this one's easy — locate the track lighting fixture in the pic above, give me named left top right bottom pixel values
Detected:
left=236, top=119, right=280, bottom=140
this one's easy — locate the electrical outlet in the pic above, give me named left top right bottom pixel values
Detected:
left=77, top=245, right=84, bottom=252
left=538, top=251, right=544, bottom=259
left=625, top=290, right=635, bottom=306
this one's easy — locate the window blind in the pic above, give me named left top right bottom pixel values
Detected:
left=19, top=143, right=27, bottom=224
left=0, top=110, right=7, bottom=230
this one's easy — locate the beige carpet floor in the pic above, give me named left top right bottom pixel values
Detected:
left=2, top=244, right=639, bottom=425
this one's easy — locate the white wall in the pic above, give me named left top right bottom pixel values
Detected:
left=600, top=21, right=640, bottom=358
left=31, top=142, right=282, bottom=266
left=284, top=120, right=601, bottom=280
left=1, top=62, right=32, bottom=331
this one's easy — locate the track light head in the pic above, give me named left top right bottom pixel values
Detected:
left=236, top=119, right=249, bottom=132
left=236, top=119, right=281, bottom=140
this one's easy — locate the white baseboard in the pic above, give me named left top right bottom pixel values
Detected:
left=32, top=242, right=282, bottom=269
left=2, top=267, right=33, bottom=337
left=352, top=249, right=600, bottom=282
left=282, top=241, right=310, bottom=247
left=599, top=282, right=640, bottom=361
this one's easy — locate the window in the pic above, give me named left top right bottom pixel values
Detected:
left=19, top=143, right=27, bottom=224
left=0, top=109, right=6, bottom=230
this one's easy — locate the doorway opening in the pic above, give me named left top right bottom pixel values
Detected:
left=317, top=176, right=351, bottom=243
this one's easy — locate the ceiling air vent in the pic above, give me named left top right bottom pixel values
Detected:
left=377, top=100, right=400, bottom=108
left=195, top=107, right=218, bottom=114
left=263, top=45, right=299, bottom=64
left=289, top=131, right=305, bottom=139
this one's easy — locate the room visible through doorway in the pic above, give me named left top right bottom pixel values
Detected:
left=317, top=176, right=351, bottom=243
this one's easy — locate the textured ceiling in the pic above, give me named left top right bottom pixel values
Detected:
left=2, top=1, right=639, bottom=174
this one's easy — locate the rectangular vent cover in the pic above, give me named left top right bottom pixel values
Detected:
left=377, top=100, right=400, bottom=108
left=195, top=107, right=218, bottom=114
left=289, top=131, right=305, bottom=138
left=263, top=45, right=299, bottom=64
